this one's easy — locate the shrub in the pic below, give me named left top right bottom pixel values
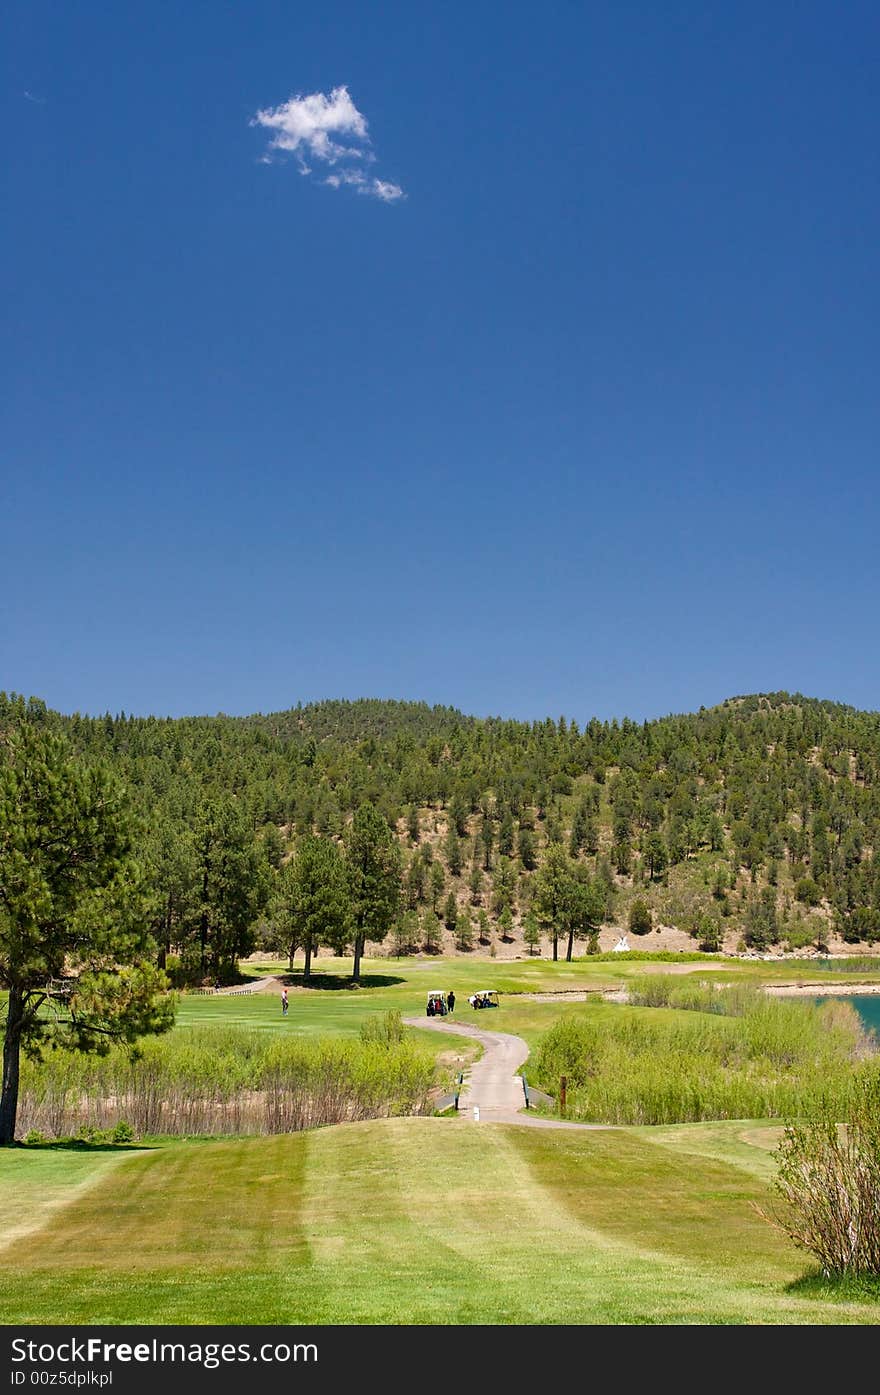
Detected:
left=360, top=1010, right=405, bottom=1046
left=795, top=878, right=822, bottom=907
left=839, top=908, right=880, bottom=944
left=691, top=912, right=723, bottom=952
left=767, top=1076, right=880, bottom=1277
left=629, top=900, right=653, bottom=936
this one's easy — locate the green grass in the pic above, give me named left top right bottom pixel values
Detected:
left=0, top=1142, right=139, bottom=1252
left=1, top=1118, right=877, bottom=1324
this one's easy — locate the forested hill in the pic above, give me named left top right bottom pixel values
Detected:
left=3, top=690, right=880, bottom=961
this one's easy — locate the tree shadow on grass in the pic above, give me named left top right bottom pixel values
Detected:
left=785, top=1270, right=880, bottom=1303
left=11, top=1139, right=158, bottom=1153
left=275, top=972, right=405, bottom=991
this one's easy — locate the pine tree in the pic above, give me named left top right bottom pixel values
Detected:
left=455, top=906, right=474, bottom=951
left=629, top=899, right=653, bottom=936
left=421, top=910, right=442, bottom=954
left=444, top=824, right=463, bottom=877
left=444, top=891, right=459, bottom=932
left=518, top=827, right=537, bottom=871
left=345, top=805, right=402, bottom=983
left=481, top=816, right=495, bottom=871
left=498, top=811, right=515, bottom=858
left=429, top=860, right=445, bottom=911
left=0, top=725, right=173, bottom=1144
left=523, top=911, right=541, bottom=956
left=469, top=865, right=484, bottom=905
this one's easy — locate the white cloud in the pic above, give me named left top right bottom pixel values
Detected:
left=324, top=169, right=404, bottom=202
left=252, top=84, right=404, bottom=202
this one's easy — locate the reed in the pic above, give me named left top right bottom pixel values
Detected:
left=16, top=1027, right=435, bottom=1139
left=535, top=994, right=877, bottom=1125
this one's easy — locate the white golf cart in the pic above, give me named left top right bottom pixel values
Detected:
left=468, top=989, right=499, bottom=1010
left=426, top=990, right=449, bottom=1017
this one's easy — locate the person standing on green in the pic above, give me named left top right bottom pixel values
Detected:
left=448, top=990, right=455, bottom=1014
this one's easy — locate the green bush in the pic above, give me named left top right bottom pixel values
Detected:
left=795, top=878, right=822, bottom=907
left=360, top=1009, right=405, bottom=1046
left=628, top=900, right=653, bottom=935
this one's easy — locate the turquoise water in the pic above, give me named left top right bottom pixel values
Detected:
left=816, top=995, right=880, bottom=1035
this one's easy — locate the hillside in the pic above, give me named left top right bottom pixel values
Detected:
left=3, top=690, right=880, bottom=966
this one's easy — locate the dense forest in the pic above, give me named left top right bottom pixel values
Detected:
left=3, top=691, right=880, bottom=976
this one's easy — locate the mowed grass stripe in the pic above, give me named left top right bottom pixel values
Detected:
left=7, top=1137, right=310, bottom=1275
left=0, top=1146, right=135, bottom=1255
left=2, top=1119, right=879, bottom=1324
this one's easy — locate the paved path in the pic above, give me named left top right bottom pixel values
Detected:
left=404, top=1015, right=609, bottom=1131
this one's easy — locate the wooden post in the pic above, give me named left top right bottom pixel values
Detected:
left=560, top=1075, right=567, bottom=1117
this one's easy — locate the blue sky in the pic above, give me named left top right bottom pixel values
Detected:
left=3, top=1, right=879, bottom=724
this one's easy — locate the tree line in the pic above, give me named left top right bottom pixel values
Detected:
left=4, top=688, right=880, bottom=974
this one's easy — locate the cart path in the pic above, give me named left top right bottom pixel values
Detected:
left=404, top=1016, right=609, bottom=1130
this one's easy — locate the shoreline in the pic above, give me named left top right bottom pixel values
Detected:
left=764, top=981, right=880, bottom=997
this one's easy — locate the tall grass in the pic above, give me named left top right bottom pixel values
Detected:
left=810, top=957, right=880, bottom=975
left=17, top=1028, right=435, bottom=1139
left=626, top=974, right=765, bottom=1015
left=534, top=991, right=878, bottom=1126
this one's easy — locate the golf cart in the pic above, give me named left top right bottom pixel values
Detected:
left=426, top=991, right=448, bottom=1017
left=469, top=990, right=499, bottom=1010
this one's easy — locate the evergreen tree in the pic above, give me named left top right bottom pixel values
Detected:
left=612, top=840, right=631, bottom=876
left=531, top=844, right=584, bottom=961
left=144, top=818, right=199, bottom=972
left=522, top=910, right=541, bottom=956
left=345, top=805, right=402, bottom=983
left=498, top=810, right=515, bottom=858
left=455, top=907, right=474, bottom=952
left=449, top=793, right=469, bottom=837
left=643, top=831, right=668, bottom=881
left=469, top=864, right=483, bottom=905
left=0, top=725, right=173, bottom=1144
left=444, top=824, right=463, bottom=877
left=518, top=827, right=537, bottom=871
left=629, top=899, right=653, bottom=936
left=477, top=909, right=491, bottom=944
left=193, top=799, right=271, bottom=980
left=444, top=891, right=458, bottom=932
left=429, top=860, right=445, bottom=911
left=277, top=835, right=351, bottom=981
left=421, top=910, right=442, bottom=953
left=481, top=816, right=495, bottom=871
